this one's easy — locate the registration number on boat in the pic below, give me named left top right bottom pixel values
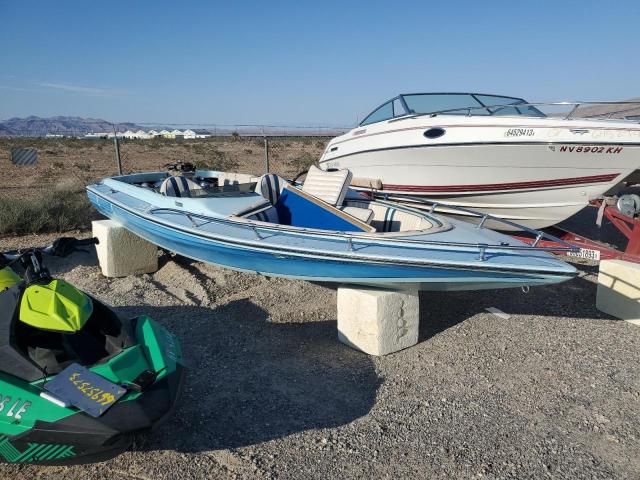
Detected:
left=504, top=128, right=534, bottom=137
left=566, top=248, right=600, bottom=261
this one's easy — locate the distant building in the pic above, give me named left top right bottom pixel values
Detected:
left=84, top=132, right=109, bottom=139
left=183, top=128, right=211, bottom=139
left=86, top=128, right=212, bottom=140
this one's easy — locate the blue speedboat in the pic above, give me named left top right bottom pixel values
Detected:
left=86, top=165, right=577, bottom=291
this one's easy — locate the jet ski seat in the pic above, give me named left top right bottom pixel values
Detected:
left=160, top=176, right=203, bottom=197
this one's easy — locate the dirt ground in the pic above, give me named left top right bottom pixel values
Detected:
left=0, top=137, right=327, bottom=200
left=0, top=232, right=638, bottom=479
left=0, top=140, right=639, bottom=478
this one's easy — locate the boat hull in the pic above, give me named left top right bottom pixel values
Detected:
left=87, top=188, right=574, bottom=291
left=322, top=143, right=639, bottom=230
left=320, top=118, right=640, bottom=230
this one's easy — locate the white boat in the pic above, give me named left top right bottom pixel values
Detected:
left=319, top=93, right=640, bottom=230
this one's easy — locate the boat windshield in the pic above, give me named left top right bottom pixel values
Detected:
left=187, top=182, right=258, bottom=198
left=360, top=93, right=546, bottom=125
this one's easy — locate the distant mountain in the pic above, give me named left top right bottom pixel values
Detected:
left=0, top=116, right=144, bottom=137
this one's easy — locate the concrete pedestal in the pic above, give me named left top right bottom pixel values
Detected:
left=596, top=259, right=640, bottom=326
left=337, top=286, right=419, bottom=356
left=92, top=220, right=158, bottom=277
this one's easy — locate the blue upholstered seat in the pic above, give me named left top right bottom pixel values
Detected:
left=160, top=176, right=203, bottom=198
left=255, top=174, right=288, bottom=205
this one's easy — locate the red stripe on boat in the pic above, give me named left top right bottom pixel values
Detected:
left=382, top=173, right=620, bottom=193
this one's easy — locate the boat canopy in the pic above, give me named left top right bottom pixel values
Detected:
left=360, top=93, right=546, bottom=126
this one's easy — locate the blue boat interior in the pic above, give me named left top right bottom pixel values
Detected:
left=273, top=187, right=368, bottom=232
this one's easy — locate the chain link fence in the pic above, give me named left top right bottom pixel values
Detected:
left=110, top=134, right=333, bottom=179
left=0, top=125, right=350, bottom=204
left=0, top=127, right=350, bottom=235
left=1, top=123, right=350, bottom=179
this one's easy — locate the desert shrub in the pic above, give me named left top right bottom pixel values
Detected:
left=146, top=138, right=169, bottom=150
left=288, top=152, right=316, bottom=172
left=194, top=150, right=239, bottom=172
left=62, top=139, right=88, bottom=150
left=75, top=162, right=91, bottom=172
left=0, top=189, right=99, bottom=236
left=187, top=142, right=209, bottom=156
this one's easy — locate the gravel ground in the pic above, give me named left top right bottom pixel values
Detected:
left=0, top=232, right=638, bottom=479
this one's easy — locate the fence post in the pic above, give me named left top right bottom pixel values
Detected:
left=112, top=125, right=122, bottom=175
left=263, top=134, right=269, bottom=173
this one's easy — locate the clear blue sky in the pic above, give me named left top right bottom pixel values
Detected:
left=0, top=0, right=638, bottom=126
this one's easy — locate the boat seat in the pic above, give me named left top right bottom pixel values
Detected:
left=340, top=206, right=374, bottom=224
left=343, top=199, right=433, bottom=232
left=377, top=209, right=433, bottom=232
left=160, top=176, right=202, bottom=198
left=255, top=174, right=288, bottom=205
left=247, top=205, right=280, bottom=223
left=302, top=165, right=352, bottom=206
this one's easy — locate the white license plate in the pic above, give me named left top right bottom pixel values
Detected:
left=566, top=248, right=600, bottom=261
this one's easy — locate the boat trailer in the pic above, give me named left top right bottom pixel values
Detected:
left=512, top=198, right=640, bottom=263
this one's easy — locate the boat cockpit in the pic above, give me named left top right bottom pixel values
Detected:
left=115, top=165, right=445, bottom=236
left=359, top=92, right=547, bottom=126
left=238, top=166, right=439, bottom=234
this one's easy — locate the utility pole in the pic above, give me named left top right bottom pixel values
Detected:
left=112, top=124, right=122, bottom=175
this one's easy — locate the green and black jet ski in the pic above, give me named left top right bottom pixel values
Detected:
left=0, top=237, right=184, bottom=465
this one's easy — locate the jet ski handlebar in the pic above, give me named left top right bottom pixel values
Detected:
left=1, top=237, right=99, bottom=263
left=1, top=237, right=99, bottom=285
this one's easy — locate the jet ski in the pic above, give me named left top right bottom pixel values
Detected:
left=0, top=237, right=184, bottom=465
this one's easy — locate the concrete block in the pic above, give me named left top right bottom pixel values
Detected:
left=597, top=259, right=640, bottom=326
left=92, top=220, right=158, bottom=277
left=337, top=286, right=419, bottom=356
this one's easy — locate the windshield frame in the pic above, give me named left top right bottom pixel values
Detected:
left=359, top=92, right=547, bottom=126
